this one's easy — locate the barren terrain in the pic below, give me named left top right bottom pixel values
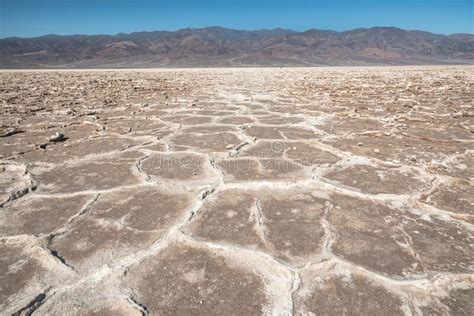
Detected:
left=1, top=66, right=473, bottom=315
left=1, top=27, right=473, bottom=68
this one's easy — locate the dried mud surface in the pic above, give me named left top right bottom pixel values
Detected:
left=1, top=66, right=473, bottom=315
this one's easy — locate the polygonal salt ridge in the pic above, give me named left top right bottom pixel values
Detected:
left=160, top=114, right=216, bottom=125
left=140, top=151, right=221, bottom=184
left=418, top=173, right=473, bottom=215
left=216, top=156, right=311, bottom=182
left=17, top=135, right=146, bottom=166
left=319, top=115, right=388, bottom=136
left=188, top=109, right=239, bottom=118
left=33, top=150, right=146, bottom=195
left=217, top=115, right=255, bottom=125
left=182, top=188, right=267, bottom=249
left=295, top=259, right=410, bottom=315
left=0, top=236, right=75, bottom=315
left=254, top=189, right=333, bottom=263
left=319, top=157, right=435, bottom=196
left=183, top=186, right=333, bottom=263
left=400, top=122, right=474, bottom=142
left=122, top=237, right=294, bottom=315
left=439, top=150, right=474, bottom=181
left=321, top=132, right=471, bottom=165
left=295, top=258, right=474, bottom=315
left=215, top=90, right=264, bottom=103
left=226, top=139, right=344, bottom=180
left=168, top=129, right=245, bottom=154
left=242, top=125, right=286, bottom=139
left=256, top=115, right=306, bottom=125
left=238, top=140, right=341, bottom=166
left=87, top=184, right=200, bottom=231
left=0, top=161, right=37, bottom=207
left=45, top=185, right=202, bottom=272
left=327, top=193, right=473, bottom=278
left=390, top=195, right=474, bottom=229
left=9, top=184, right=214, bottom=291
left=299, top=111, right=333, bottom=127
left=0, top=193, right=93, bottom=238
left=238, top=140, right=298, bottom=158
left=311, top=154, right=374, bottom=176
left=100, top=116, right=170, bottom=135
left=399, top=273, right=474, bottom=315
left=36, top=291, right=144, bottom=316
left=179, top=124, right=240, bottom=134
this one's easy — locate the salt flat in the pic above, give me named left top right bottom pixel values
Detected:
left=1, top=66, right=473, bottom=315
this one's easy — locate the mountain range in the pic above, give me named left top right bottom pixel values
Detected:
left=1, top=26, right=473, bottom=68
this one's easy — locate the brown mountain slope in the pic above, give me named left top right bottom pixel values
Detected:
left=0, top=26, right=473, bottom=68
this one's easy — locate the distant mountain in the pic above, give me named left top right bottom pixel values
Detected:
left=0, top=26, right=473, bottom=68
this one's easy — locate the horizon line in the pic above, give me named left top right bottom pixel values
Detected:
left=2, top=25, right=473, bottom=40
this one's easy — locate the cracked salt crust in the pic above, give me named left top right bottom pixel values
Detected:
left=0, top=66, right=473, bottom=315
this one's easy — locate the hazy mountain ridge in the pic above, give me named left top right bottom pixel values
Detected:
left=1, top=26, right=473, bottom=68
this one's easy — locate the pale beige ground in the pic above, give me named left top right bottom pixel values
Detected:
left=1, top=66, right=473, bottom=315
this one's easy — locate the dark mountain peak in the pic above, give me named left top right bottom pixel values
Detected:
left=200, top=26, right=231, bottom=31
left=272, top=27, right=295, bottom=32
left=343, top=26, right=406, bottom=35
left=370, top=26, right=405, bottom=32
left=303, top=28, right=336, bottom=34
left=302, top=29, right=341, bottom=37
left=256, top=27, right=296, bottom=35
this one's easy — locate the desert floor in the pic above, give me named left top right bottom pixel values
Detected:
left=1, top=66, right=473, bottom=315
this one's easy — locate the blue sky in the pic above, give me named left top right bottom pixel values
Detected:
left=0, top=0, right=472, bottom=38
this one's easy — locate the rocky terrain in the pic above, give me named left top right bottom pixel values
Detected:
left=0, top=66, right=473, bottom=315
left=1, top=26, right=473, bottom=68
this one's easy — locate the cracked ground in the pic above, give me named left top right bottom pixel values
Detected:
left=0, top=66, right=473, bottom=315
